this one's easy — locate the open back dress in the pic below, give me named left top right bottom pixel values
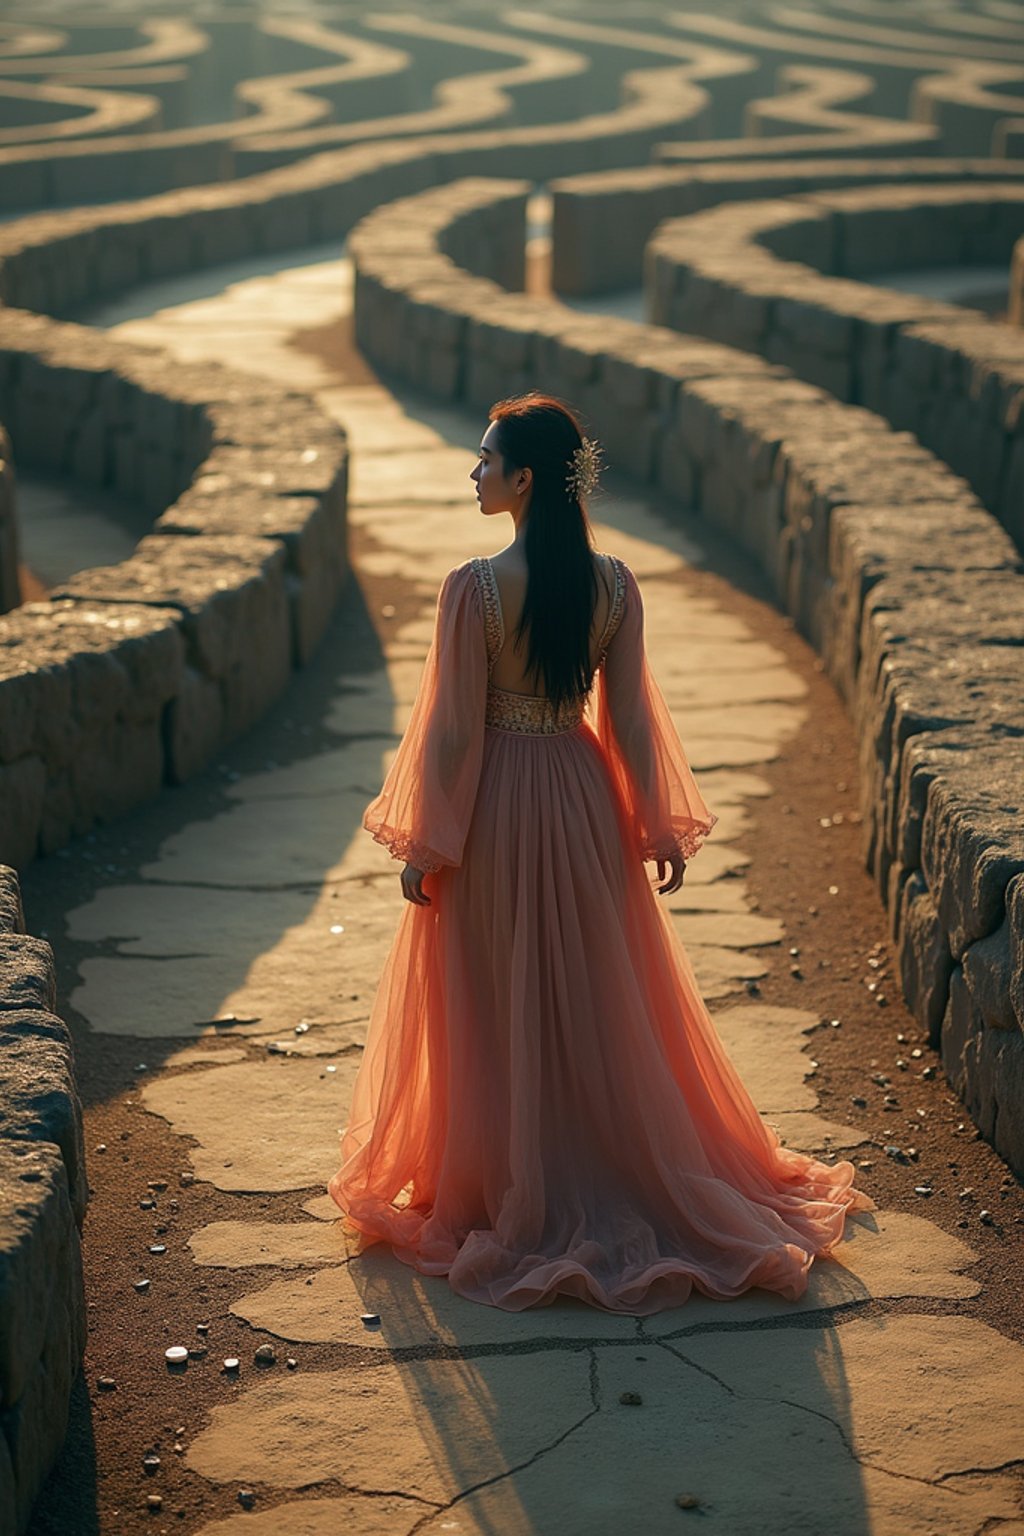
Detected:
left=327, top=552, right=875, bottom=1314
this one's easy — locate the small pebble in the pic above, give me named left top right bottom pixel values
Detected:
left=97, top=1377, right=117, bottom=1391
left=134, top=1279, right=151, bottom=1293
left=979, top=1210, right=995, bottom=1225
left=146, top=1494, right=163, bottom=1512
left=857, top=1160, right=873, bottom=1170
left=143, top=1454, right=161, bottom=1474
left=196, top=1322, right=210, bottom=1334
left=850, top=1096, right=867, bottom=1108
left=914, top=1186, right=933, bottom=1198
left=165, top=1347, right=189, bottom=1365
left=922, top=1066, right=936, bottom=1081
left=95, top=1144, right=107, bottom=1153
left=148, top=1244, right=167, bottom=1256
left=188, top=1346, right=208, bottom=1360
left=287, top=1358, right=298, bottom=1370
left=255, top=1344, right=277, bottom=1365
left=139, top=1198, right=156, bottom=1210
left=361, top=1313, right=382, bottom=1328
left=238, top=1490, right=257, bottom=1509
left=179, top=1172, right=195, bottom=1187
left=223, top=1358, right=240, bottom=1372
left=149, top=1180, right=168, bottom=1192
left=619, top=1391, right=643, bottom=1406
left=675, top=1493, right=700, bottom=1510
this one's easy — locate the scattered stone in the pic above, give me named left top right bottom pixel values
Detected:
left=149, top=1180, right=169, bottom=1191
left=134, top=1279, right=151, bottom=1293
left=196, top=1322, right=210, bottom=1334
left=97, top=1377, right=116, bottom=1391
left=147, top=1494, right=163, bottom=1512
left=361, top=1313, right=381, bottom=1328
left=856, top=1160, right=873, bottom=1170
left=979, top=1210, right=995, bottom=1225
left=870, top=1073, right=890, bottom=1086
left=675, top=1493, right=700, bottom=1509
left=254, top=1344, right=277, bottom=1365
left=911, top=1048, right=923, bottom=1059
left=179, top=1172, right=195, bottom=1187
left=143, top=1454, right=161, bottom=1474
left=287, top=1358, right=298, bottom=1369
left=619, top=1391, right=643, bottom=1406
left=149, top=1244, right=167, bottom=1255
left=139, top=1198, right=156, bottom=1210
left=789, top=947, right=799, bottom=957
left=922, top=1066, right=936, bottom=1081
left=188, top=1346, right=208, bottom=1360
left=223, top=1358, right=240, bottom=1372
left=850, top=1095, right=867, bottom=1108
left=173, top=1443, right=184, bottom=1455
left=914, top=1186, right=933, bottom=1197
left=884, top=1145, right=910, bottom=1164
left=165, top=1347, right=189, bottom=1365
left=238, top=1490, right=257, bottom=1509
left=895, top=1059, right=908, bottom=1071
left=95, top=1144, right=107, bottom=1153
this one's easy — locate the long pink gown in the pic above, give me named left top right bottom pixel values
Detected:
left=327, top=552, right=875, bottom=1314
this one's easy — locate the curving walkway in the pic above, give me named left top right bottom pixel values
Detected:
left=20, top=242, right=1024, bottom=1535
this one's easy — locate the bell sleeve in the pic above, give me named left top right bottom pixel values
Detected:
left=587, top=561, right=718, bottom=863
left=362, top=561, right=488, bottom=874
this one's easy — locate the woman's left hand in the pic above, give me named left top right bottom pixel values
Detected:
left=401, top=862, right=432, bottom=906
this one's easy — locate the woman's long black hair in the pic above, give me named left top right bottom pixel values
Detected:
left=488, top=392, right=601, bottom=713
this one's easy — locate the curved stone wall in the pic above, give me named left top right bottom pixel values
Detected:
left=0, top=14, right=714, bottom=215
left=0, top=862, right=86, bottom=1535
left=549, top=155, right=1024, bottom=297
left=0, top=308, right=349, bottom=869
left=643, top=182, right=1024, bottom=550
left=348, top=174, right=1024, bottom=1178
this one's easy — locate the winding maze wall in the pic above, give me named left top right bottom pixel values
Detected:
left=0, top=4, right=1022, bottom=1525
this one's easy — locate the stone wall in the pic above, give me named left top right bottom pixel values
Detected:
left=0, top=308, right=349, bottom=869
left=644, top=183, right=1024, bottom=552
left=0, top=862, right=86, bottom=1536
left=349, top=174, right=1024, bottom=1178
left=549, top=156, right=1024, bottom=297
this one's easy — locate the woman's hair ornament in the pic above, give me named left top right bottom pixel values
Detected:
left=565, top=435, right=603, bottom=500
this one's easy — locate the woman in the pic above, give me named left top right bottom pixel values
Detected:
left=327, top=391, right=874, bottom=1315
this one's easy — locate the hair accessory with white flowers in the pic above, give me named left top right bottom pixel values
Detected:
left=565, top=435, right=603, bottom=501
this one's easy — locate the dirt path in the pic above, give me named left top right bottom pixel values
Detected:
left=22, top=250, right=1024, bottom=1536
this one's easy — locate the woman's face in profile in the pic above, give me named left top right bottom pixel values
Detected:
left=470, top=422, right=530, bottom=517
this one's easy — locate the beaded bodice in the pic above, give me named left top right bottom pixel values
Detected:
left=472, top=554, right=627, bottom=735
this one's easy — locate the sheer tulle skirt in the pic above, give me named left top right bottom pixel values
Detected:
left=328, top=720, right=875, bottom=1315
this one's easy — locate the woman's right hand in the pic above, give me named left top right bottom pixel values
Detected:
left=654, top=850, right=686, bottom=896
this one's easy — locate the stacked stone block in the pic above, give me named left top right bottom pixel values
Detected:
left=0, top=309, right=349, bottom=869
left=0, top=864, right=86, bottom=1535
left=643, top=183, right=1024, bottom=549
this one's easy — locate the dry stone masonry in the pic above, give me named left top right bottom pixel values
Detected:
left=0, top=864, right=85, bottom=1534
